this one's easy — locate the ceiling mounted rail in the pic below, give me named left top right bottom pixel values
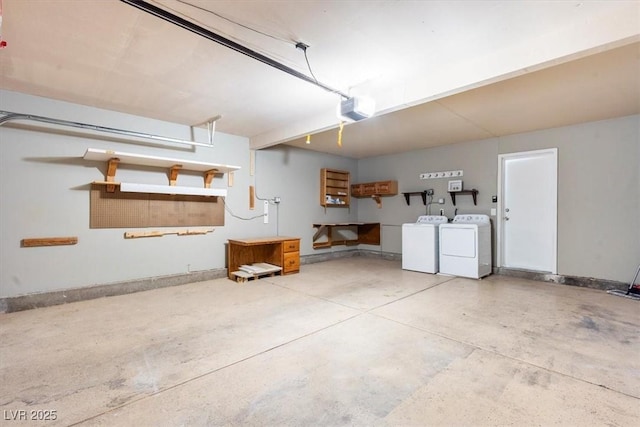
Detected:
left=0, top=111, right=215, bottom=148
left=120, top=0, right=350, bottom=100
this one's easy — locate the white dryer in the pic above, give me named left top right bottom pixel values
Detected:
left=439, top=214, right=492, bottom=279
left=402, top=215, right=448, bottom=273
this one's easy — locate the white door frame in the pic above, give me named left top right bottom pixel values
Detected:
left=496, top=148, right=558, bottom=273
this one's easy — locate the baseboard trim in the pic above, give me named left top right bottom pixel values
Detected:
left=0, top=268, right=227, bottom=314
left=494, top=267, right=628, bottom=292
left=1, top=252, right=627, bottom=313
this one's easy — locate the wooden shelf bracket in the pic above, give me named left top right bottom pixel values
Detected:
left=106, top=158, right=120, bottom=193
left=169, top=165, right=182, bottom=186
left=204, top=169, right=218, bottom=188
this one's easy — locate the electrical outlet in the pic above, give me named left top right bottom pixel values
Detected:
left=263, top=200, right=269, bottom=224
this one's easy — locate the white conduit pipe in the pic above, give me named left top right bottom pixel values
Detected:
left=0, top=110, right=215, bottom=148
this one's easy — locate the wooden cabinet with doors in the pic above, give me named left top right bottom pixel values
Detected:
left=320, top=168, right=350, bottom=207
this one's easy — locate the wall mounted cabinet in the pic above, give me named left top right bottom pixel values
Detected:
left=351, top=180, right=398, bottom=208
left=320, top=168, right=350, bottom=207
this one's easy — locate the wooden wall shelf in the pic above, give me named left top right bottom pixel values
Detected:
left=21, top=237, right=78, bottom=247
left=84, top=148, right=240, bottom=173
left=91, top=181, right=227, bottom=197
left=449, top=189, right=478, bottom=206
left=84, top=148, right=240, bottom=194
left=351, top=180, right=397, bottom=208
left=312, top=223, right=380, bottom=249
left=320, top=168, right=350, bottom=207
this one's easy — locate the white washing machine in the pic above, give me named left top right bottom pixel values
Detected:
left=439, top=214, right=492, bottom=279
left=402, top=215, right=448, bottom=273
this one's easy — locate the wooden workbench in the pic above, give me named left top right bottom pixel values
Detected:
left=227, top=236, right=300, bottom=279
left=311, top=223, right=380, bottom=249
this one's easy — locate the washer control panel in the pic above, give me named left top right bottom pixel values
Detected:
left=416, top=215, right=448, bottom=224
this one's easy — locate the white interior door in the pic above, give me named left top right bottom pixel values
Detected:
left=498, top=149, right=557, bottom=273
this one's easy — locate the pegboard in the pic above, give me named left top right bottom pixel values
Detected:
left=90, top=184, right=224, bottom=228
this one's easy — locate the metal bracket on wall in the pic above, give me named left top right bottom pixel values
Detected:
left=0, top=110, right=215, bottom=148
left=402, top=191, right=428, bottom=205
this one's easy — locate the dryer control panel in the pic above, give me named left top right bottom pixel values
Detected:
left=452, top=214, right=490, bottom=224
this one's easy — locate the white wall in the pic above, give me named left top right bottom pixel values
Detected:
left=255, top=145, right=359, bottom=255
left=0, top=91, right=359, bottom=299
left=2, top=90, right=637, bottom=299
left=0, top=91, right=251, bottom=297
left=498, top=117, right=639, bottom=282
left=356, top=115, right=640, bottom=283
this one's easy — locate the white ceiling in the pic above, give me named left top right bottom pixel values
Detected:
left=0, top=0, right=638, bottom=158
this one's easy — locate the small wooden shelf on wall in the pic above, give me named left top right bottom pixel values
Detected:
left=83, top=148, right=240, bottom=194
left=320, top=168, right=350, bottom=208
left=351, top=180, right=398, bottom=208
left=449, top=189, right=478, bottom=206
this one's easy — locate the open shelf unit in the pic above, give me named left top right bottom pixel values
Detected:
left=320, top=168, right=350, bottom=207
left=83, top=148, right=240, bottom=195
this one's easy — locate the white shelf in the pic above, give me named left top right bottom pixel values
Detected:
left=91, top=181, right=226, bottom=197
left=120, top=183, right=227, bottom=197
left=83, top=148, right=240, bottom=173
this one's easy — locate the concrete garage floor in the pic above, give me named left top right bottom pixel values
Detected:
left=1, top=257, right=638, bottom=426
